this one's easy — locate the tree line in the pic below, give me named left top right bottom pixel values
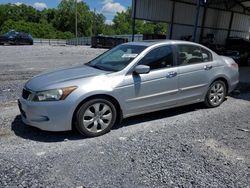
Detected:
left=0, top=0, right=167, bottom=39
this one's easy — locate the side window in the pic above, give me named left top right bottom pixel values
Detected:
left=138, top=46, right=173, bottom=70
left=200, top=47, right=213, bottom=62
left=17, top=33, right=23, bottom=38
left=177, top=45, right=203, bottom=65
left=177, top=45, right=213, bottom=66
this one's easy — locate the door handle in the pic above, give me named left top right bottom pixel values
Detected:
left=204, top=65, right=213, bottom=70
left=166, top=71, right=177, bottom=78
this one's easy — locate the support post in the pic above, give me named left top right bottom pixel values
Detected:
left=132, top=0, right=137, bottom=42
left=227, top=12, right=234, bottom=38
left=93, top=8, right=97, bottom=36
left=193, top=0, right=201, bottom=42
left=199, top=5, right=207, bottom=43
left=169, top=0, right=176, bottom=39
left=75, top=0, right=78, bottom=46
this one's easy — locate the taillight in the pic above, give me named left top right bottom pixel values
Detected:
left=230, top=62, right=238, bottom=69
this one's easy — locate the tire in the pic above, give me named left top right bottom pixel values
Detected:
left=204, top=80, right=227, bottom=108
left=75, top=98, right=117, bottom=137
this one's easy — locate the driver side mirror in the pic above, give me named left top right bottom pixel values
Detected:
left=133, top=65, right=150, bottom=74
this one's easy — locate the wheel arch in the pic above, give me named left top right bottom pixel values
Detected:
left=209, top=76, right=229, bottom=94
left=71, top=94, right=123, bottom=129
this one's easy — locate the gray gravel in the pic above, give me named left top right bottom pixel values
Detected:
left=0, top=45, right=250, bottom=188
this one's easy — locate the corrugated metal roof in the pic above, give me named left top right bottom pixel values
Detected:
left=208, top=0, right=250, bottom=8
left=165, top=0, right=250, bottom=10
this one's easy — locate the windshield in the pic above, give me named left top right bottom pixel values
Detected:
left=86, top=44, right=147, bottom=72
left=4, top=31, right=17, bottom=37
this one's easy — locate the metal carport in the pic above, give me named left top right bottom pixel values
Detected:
left=131, top=0, right=250, bottom=44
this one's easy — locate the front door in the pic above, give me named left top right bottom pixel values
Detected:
left=119, top=45, right=179, bottom=117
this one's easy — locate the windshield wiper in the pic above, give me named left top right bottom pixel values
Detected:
left=87, top=64, right=116, bottom=72
left=91, top=64, right=106, bottom=70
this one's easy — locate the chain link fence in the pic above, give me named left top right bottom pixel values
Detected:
left=33, top=39, right=67, bottom=46
left=66, top=34, right=143, bottom=46
left=33, top=34, right=144, bottom=46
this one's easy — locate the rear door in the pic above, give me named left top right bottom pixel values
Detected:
left=176, top=44, right=216, bottom=104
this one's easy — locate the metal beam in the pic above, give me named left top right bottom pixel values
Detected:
left=199, top=5, right=207, bottom=42
left=135, top=16, right=249, bottom=34
left=171, top=0, right=250, bottom=15
left=75, top=0, right=78, bottom=46
left=227, top=11, right=234, bottom=38
left=132, top=0, right=137, bottom=42
left=193, top=0, right=201, bottom=42
left=169, top=0, right=176, bottom=39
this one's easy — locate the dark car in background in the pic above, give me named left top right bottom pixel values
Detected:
left=0, top=30, right=33, bottom=45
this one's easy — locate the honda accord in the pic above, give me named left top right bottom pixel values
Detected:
left=18, top=40, right=239, bottom=137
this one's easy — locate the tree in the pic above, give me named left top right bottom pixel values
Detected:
left=92, top=12, right=106, bottom=36
left=0, top=4, right=40, bottom=28
left=103, top=25, right=116, bottom=35
left=0, top=2, right=167, bottom=39
left=111, top=7, right=167, bottom=35
left=112, top=8, right=132, bottom=34
left=144, top=22, right=167, bottom=35
left=53, top=0, right=93, bottom=36
left=0, top=19, right=74, bottom=39
left=40, top=8, right=57, bottom=24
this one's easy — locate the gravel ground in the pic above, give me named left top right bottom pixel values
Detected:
left=0, top=45, right=249, bottom=188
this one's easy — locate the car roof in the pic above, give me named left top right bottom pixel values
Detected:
left=126, top=40, right=203, bottom=47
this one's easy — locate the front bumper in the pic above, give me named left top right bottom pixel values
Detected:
left=18, top=97, right=73, bottom=132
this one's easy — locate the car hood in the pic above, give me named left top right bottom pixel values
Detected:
left=25, top=65, right=108, bottom=91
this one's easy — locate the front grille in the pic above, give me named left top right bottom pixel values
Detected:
left=22, top=88, right=31, bottom=100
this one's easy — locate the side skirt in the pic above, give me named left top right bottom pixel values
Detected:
left=123, top=99, right=204, bottom=119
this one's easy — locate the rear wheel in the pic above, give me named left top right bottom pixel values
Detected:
left=204, top=80, right=226, bottom=108
left=75, top=98, right=117, bottom=137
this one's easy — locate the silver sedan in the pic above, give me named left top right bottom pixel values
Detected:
left=18, top=40, right=239, bottom=137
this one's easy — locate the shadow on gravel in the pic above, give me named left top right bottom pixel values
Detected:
left=116, top=103, right=207, bottom=129
left=12, top=103, right=206, bottom=142
left=230, top=82, right=250, bottom=102
left=11, top=115, right=84, bottom=142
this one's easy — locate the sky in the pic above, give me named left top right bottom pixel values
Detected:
left=0, top=0, right=132, bottom=24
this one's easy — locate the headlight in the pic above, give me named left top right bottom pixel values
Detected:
left=31, top=86, right=77, bottom=102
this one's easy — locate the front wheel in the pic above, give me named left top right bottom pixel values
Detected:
left=75, top=98, right=117, bottom=137
left=204, top=80, right=226, bottom=108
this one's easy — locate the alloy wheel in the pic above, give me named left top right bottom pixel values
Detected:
left=82, top=102, right=113, bottom=133
left=209, top=82, right=225, bottom=106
